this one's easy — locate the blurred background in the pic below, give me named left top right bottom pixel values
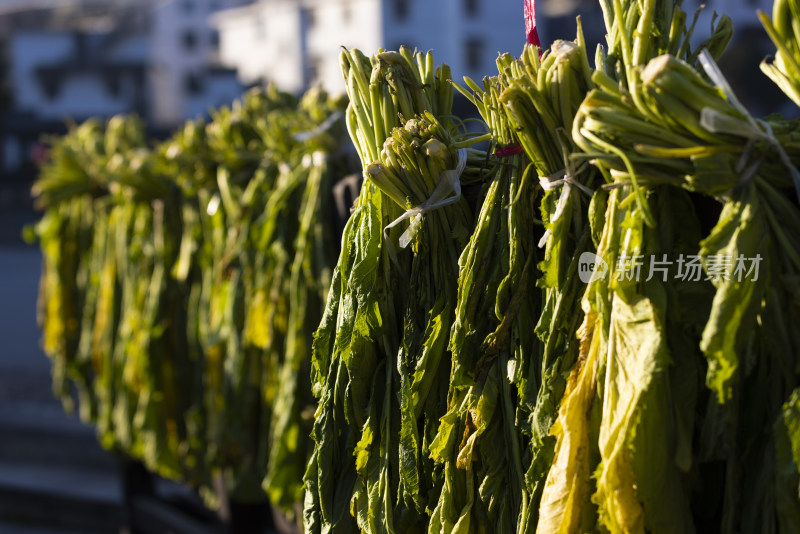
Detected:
left=0, top=0, right=791, bottom=241
left=0, top=0, right=791, bottom=533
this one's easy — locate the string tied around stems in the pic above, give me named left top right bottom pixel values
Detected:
left=537, top=163, right=594, bottom=248
left=698, top=49, right=800, bottom=202
left=384, top=148, right=467, bottom=249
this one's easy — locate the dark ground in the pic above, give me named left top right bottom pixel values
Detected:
left=0, top=178, right=123, bottom=533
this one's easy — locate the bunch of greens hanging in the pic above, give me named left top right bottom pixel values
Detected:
left=30, top=86, right=348, bottom=516
left=499, top=26, right=602, bottom=532
left=426, top=22, right=600, bottom=531
left=304, top=47, right=490, bottom=533
left=564, top=0, right=800, bottom=529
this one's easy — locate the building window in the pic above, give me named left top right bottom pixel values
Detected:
left=342, top=2, right=351, bottom=23
left=464, top=38, right=483, bottom=70
left=306, top=55, right=322, bottom=86
left=39, top=72, right=61, bottom=101
left=182, top=30, right=197, bottom=51
left=464, top=0, right=479, bottom=17
left=104, top=73, right=121, bottom=97
left=302, top=7, right=316, bottom=28
left=184, top=72, right=204, bottom=95
left=394, top=0, right=409, bottom=21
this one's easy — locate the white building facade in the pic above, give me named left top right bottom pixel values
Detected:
left=10, top=31, right=148, bottom=122
left=4, top=0, right=248, bottom=130
left=213, top=0, right=524, bottom=95
left=150, top=0, right=246, bottom=127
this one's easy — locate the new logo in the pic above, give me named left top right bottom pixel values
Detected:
left=578, top=251, right=608, bottom=284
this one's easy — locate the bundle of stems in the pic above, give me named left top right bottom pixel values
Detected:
left=575, top=39, right=800, bottom=529
left=425, top=66, right=539, bottom=533
left=31, top=87, right=347, bottom=520
left=530, top=2, right=738, bottom=532
left=304, top=47, right=489, bottom=533
left=498, top=28, right=603, bottom=531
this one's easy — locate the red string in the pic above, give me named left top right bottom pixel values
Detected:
left=524, top=0, right=541, bottom=48
left=495, top=145, right=524, bottom=157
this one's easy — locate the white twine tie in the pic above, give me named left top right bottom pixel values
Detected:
left=537, top=167, right=594, bottom=248
left=698, top=49, right=800, bottom=202
left=384, top=148, right=467, bottom=249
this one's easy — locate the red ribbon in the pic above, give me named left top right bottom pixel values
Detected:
left=495, top=145, right=524, bottom=157
left=524, top=0, right=541, bottom=48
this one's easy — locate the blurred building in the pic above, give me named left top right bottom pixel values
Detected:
left=0, top=0, right=784, bottom=179
left=1, top=0, right=247, bottom=131
left=0, top=0, right=253, bottom=176
left=212, top=0, right=525, bottom=95
left=10, top=30, right=149, bottom=123
left=150, top=0, right=247, bottom=127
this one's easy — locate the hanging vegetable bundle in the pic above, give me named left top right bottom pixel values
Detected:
left=546, top=0, right=800, bottom=531
left=304, top=47, right=490, bottom=533
left=305, top=0, right=800, bottom=532
left=31, top=86, right=348, bottom=516
left=426, top=24, right=600, bottom=532
left=31, top=0, right=800, bottom=531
